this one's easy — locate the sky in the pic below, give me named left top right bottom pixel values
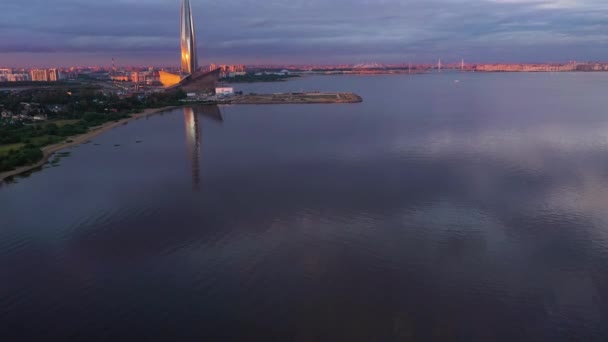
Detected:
left=1, top=0, right=608, bottom=67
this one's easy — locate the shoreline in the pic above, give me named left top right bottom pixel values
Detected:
left=179, top=92, right=363, bottom=105
left=0, top=93, right=363, bottom=184
left=0, top=106, right=178, bottom=183
left=231, top=92, right=363, bottom=105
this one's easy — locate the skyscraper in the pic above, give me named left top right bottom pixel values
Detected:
left=160, top=0, right=219, bottom=91
left=180, top=0, right=198, bottom=76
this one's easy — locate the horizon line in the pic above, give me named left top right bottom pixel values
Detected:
left=3, top=60, right=608, bottom=69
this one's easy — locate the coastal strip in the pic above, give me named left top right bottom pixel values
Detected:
left=0, top=92, right=363, bottom=183
left=0, top=106, right=177, bottom=183
left=179, top=92, right=364, bottom=105
left=231, top=92, right=363, bottom=105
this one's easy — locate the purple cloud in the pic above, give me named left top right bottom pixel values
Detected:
left=0, top=0, right=607, bottom=66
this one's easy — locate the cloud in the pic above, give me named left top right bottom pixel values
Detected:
left=0, top=0, right=607, bottom=66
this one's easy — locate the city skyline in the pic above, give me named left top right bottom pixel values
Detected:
left=1, top=0, right=608, bottom=67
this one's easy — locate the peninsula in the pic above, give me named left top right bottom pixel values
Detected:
left=231, top=92, right=362, bottom=104
left=180, top=92, right=363, bottom=105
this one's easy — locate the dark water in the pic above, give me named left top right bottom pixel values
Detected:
left=2, top=73, right=608, bottom=341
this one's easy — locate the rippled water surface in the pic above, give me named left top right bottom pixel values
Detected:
left=2, top=73, right=608, bottom=341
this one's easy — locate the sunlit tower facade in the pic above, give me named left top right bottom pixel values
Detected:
left=159, top=0, right=220, bottom=90
left=180, top=0, right=198, bottom=76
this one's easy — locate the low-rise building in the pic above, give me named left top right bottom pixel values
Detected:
left=215, top=87, right=234, bottom=96
left=0, top=69, right=11, bottom=82
left=228, top=72, right=247, bottom=77
left=20, top=102, right=43, bottom=115
left=8, top=73, right=29, bottom=82
left=111, top=74, right=130, bottom=82
left=47, top=105, right=64, bottom=113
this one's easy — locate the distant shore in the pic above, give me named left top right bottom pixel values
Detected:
left=0, top=106, right=177, bottom=183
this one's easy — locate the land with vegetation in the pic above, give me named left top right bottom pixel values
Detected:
left=231, top=92, right=363, bottom=104
left=0, top=86, right=186, bottom=177
left=0, top=81, right=77, bottom=89
left=220, top=73, right=300, bottom=83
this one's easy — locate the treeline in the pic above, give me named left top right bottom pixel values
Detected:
left=0, top=112, right=131, bottom=172
left=0, top=148, right=43, bottom=173
left=0, top=113, right=128, bottom=146
left=0, top=81, right=73, bottom=88
left=0, top=87, right=186, bottom=117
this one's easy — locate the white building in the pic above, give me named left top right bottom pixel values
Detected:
left=215, top=87, right=234, bottom=96
left=228, top=72, right=246, bottom=77
left=0, top=69, right=11, bottom=82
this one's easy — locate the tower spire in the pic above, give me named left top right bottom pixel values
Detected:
left=181, top=0, right=198, bottom=75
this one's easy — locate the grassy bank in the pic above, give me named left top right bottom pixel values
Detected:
left=0, top=87, right=187, bottom=175
left=0, top=112, right=130, bottom=172
left=0, top=106, right=177, bottom=182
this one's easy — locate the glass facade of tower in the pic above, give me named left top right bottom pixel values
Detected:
left=180, top=0, right=198, bottom=75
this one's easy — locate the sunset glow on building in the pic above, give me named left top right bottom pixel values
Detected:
left=180, top=0, right=198, bottom=76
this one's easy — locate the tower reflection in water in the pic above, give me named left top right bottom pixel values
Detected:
left=183, top=105, right=223, bottom=191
